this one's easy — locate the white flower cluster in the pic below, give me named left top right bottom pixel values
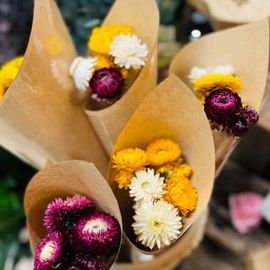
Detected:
left=188, top=64, right=235, bottom=83
left=129, top=168, right=182, bottom=250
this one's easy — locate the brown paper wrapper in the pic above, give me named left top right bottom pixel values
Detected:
left=113, top=209, right=208, bottom=270
left=108, top=75, right=215, bottom=253
left=24, top=160, right=122, bottom=268
left=169, top=19, right=269, bottom=173
left=85, top=0, right=159, bottom=155
left=0, top=0, right=108, bottom=174
left=187, top=0, right=270, bottom=30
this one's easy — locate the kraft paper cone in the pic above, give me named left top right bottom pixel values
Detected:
left=85, top=0, right=159, bottom=156
left=169, top=20, right=269, bottom=173
left=113, top=210, right=208, bottom=270
left=0, top=0, right=108, bottom=174
left=24, top=160, right=122, bottom=269
left=188, top=0, right=270, bottom=30
left=108, top=75, right=215, bottom=253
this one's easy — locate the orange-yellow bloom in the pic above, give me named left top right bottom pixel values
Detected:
left=112, top=147, right=148, bottom=171
left=114, top=170, right=133, bottom=189
left=146, top=139, right=181, bottom=166
left=194, top=73, right=243, bottom=94
left=164, top=175, right=198, bottom=217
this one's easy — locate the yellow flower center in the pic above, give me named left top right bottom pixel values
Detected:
left=150, top=218, right=166, bottom=234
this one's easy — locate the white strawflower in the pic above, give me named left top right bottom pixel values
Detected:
left=129, top=169, right=165, bottom=203
left=110, top=34, right=148, bottom=69
left=132, top=200, right=182, bottom=250
left=69, top=56, right=97, bottom=92
left=188, top=65, right=235, bottom=83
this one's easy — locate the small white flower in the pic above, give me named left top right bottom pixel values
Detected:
left=110, top=34, right=148, bottom=69
left=188, top=65, right=235, bottom=83
left=69, top=56, right=97, bottom=92
left=129, top=169, right=165, bottom=203
left=132, top=200, right=182, bottom=250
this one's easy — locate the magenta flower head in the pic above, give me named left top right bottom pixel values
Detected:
left=242, top=105, right=259, bottom=126
left=74, top=212, right=121, bottom=255
left=34, top=232, right=63, bottom=270
left=204, top=89, right=242, bottom=124
left=44, top=195, right=96, bottom=233
left=70, top=256, right=106, bottom=270
left=226, top=113, right=249, bottom=137
left=90, top=68, right=124, bottom=103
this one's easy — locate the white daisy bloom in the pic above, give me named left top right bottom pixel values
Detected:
left=129, top=169, right=165, bottom=203
left=69, top=56, right=97, bottom=92
left=132, top=200, right=182, bottom=250
left=188, top=64, right=235, bottom=83
left=110, top=34, right=148, bottom=69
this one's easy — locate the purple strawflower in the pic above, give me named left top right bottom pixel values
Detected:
left=44, top=195, right=96, bottom=233
left=242, top=105, right=259, bottom=126
left=34, top=232, right=63, bottom=270
left=204, top=89, right=242, bottom=124
left=226, top=113, right=249, bottom=137
left=90, top=68, right=124, bottom=103
left=74, top=212, right=121, bottom=255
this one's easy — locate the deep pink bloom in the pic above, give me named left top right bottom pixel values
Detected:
left=204, top=89, right=242, bottom=124
left=226, top=113, right=249, bottom=137
left=90, top=68, right=123, bottom=103
left=74, top=212, right=121, bottom=255
left=34, top=232, right=63, bottom=270
left=229, top=192, right=263, bottom=234
left=44, top=195, right=96, bottom=232
left=242, top=105, right=259, bottom=126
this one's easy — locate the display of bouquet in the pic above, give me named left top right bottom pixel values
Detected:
left=170, top=19, right=269, bottom=172
left=24, top=161, right=123, bottom=270
left=108, top=75, right=215, bottom=253
left=70, top=0, right=159, bottom=155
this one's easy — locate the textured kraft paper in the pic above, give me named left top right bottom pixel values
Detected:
left=170, top=20, right=269, bottom=173
left=0, top=0, right=108, bottom=174
left=187, top=0, right=270, bottom=30
left=113, top=210, right=208, bottom=270
left=24, top=160, right=122, bottom=269
left=85, top=0, right=159, bottom=156
left=108, top=75, right=215, bottom=254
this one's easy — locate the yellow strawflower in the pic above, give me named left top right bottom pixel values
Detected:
left=96, top=55, right=113, bottom=70
left=88, top=25, right=133, bottom=54
left=164, top=175, right=198, bottom=217
left=146, top=139, right=181, bottom=167
left=112, top=147, right=148, bottom=171
left=114, top=170, right=133, bottom=189
left=194, top=73, right=243, bottom=94
left=0, top=56, right=23, bottom=100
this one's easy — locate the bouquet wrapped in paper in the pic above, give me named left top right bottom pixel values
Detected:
left=170, top=20, right=269, bottom=173
left=188, top=0, right=270, bottom=30
left=24, top=161, right=122, bottom=270
left=69, top=0, right=159, bottom=155
left=107, top=75, right=215, bottom=260
left=0, top=0, right=108, bottom=174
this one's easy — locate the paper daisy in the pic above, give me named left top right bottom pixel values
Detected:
left=74, top=212, right=121, bottom=255
left=129, top=169, right=165, bottom=202
left=132, top=200, right=182, bottom=250
left=146, top=139, right=181, bottom=166
left=110, top=34, right=148, bottom=69
left=69, top=56, right=97, bottom=92
left=34, top=232, right=63, bottom=270
left=188, top=65, right=235, bottom=83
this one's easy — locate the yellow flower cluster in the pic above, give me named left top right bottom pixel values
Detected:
left=0, top=56, right=23, bottom=100
left=112, top=138, right=198, bottom=217
left=88, top=25, right=133, bottom=55
left=164, top=175, right=198, bottom=217
left=194, top=73, right=243, bottom=95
